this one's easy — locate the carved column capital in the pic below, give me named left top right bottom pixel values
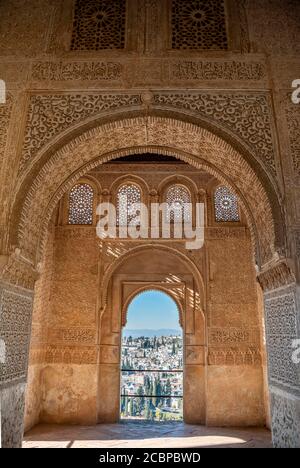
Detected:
left=101, top=189, right=112, bottom=204
left=0, top=251, right=38, bottom=291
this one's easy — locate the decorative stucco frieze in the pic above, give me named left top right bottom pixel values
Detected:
left=1, top=253, right=39, bottom=290
left=208, top=347, right=262, bottom=366
left=29, top=59, right=267, bottom=84
left=170, top=60, right=266, bottom=81
left=31, top=61, right=123, bottom=82
left=45, top=345, right=98, bottom=365
left=285, top=100, right=300, bottom=176
left=208, top=327, right=260, bottom=345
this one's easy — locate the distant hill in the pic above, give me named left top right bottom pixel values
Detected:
left=123, top=329, right=182, bottom=338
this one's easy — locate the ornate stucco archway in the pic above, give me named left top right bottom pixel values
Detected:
left=7, top=113, right=282, bottom=268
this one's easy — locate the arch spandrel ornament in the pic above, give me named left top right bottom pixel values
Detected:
left=97, top=243, right=206, bottom=322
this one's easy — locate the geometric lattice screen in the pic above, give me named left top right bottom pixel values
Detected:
left=166, top=185, right=192, bottom=222
left=214, top=186, right=240, bottom=222
left=171, top=0, right=228, bottom=50
left=117, top=184, right=142, bottom=226
left=68, top=184, right=94, bottom=225
left=71, top=0, right=126, bottom=50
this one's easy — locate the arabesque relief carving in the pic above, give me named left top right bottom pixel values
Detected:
left=171, top=60, right=266, bottom=81
left=285, top=99, right=300, bottom=176
left=0, top=93, right=13, bottom=170
left=45, top=346, right=98, bottom=365
left=258, top=261, right=296, bottom=293
left=0, top=287, right=33, bottom=384
left=31, top=61, right=123, bottom=82
left=29, top=59, right=267, bottom=83
left=208, top=347, right=262, bottom=366
left=271, top=393, right=300, bottom=448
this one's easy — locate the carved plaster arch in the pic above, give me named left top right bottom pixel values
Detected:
left=98, top=242, right=207, bottom=426
left=8, top=115, right=283, bottom=270
left=121, top=286, right=184, bottom=329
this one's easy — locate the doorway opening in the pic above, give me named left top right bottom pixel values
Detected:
left=120, top=290, right=183, bottom=422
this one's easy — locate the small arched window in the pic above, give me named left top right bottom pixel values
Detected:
left=214, top=186, right=240, bottom=222
left=68, top=183, right=94, bottom=225
left=117, top=184, right=142, bottom=226
left=166, top=185, right=191, bottom=222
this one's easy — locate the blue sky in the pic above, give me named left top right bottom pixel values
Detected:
left=125, top=290, right=181, bottom=330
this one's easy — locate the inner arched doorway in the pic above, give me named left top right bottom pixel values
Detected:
left=97, top=245, right=206, bottom=425
left=121, top=290, right=183, bottom=422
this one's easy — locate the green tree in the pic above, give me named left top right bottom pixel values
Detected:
left=178, top=398, right=183, bottom=412
left=137, top=385, right=145, bottom=415
left=152, top=377, right=157, bottom=407
left=121, top=388, right=129, bottom=417
left=121, top=387, right=127, bottom=414
left=144, top=374, right=151, bottom=395
left=155, top=377, right=163, bottom=407
left=144, top=399, right=151, bottom=420
left=123, top=357, right=131, bottom=370
left=144, top=398, right=156, bottom=421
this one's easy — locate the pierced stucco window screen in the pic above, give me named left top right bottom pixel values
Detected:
left=68, top=183, right=94, bottom=225
left=214, top=186, right=240, bottom=222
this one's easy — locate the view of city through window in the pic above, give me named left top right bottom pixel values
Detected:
left=120, top=291, right=183, bottom=422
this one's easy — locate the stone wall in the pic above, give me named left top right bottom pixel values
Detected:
left=26, top=226, right=99, bottom=426
left=0, top=282, right=34, bottom=447
left=206, top=235, right=265, bottom=426
left=24, top=221, right=56, bottom=431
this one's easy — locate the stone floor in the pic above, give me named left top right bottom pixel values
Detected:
left=23, top=421, right=272, bottom=448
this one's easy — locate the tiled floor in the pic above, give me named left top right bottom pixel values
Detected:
left=23, top=421, right=272, bottom=448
